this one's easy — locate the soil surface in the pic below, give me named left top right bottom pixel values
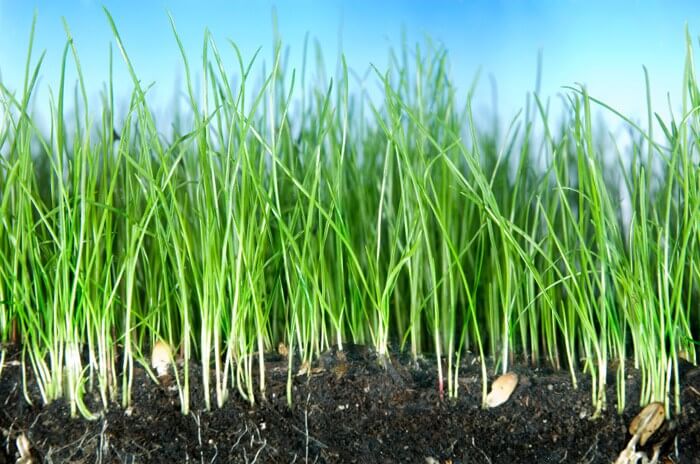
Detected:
left=0, top=344, right=698, bottom=463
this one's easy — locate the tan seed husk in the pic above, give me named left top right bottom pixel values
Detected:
left=486, top=372, right=518, bottom=407
left=16, top=433, right=32, bottom=463
left=629, top=402, right=665, bottom=446
left=151, top=340, right=173, bottom=379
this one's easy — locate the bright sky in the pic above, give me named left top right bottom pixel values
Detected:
left=0, top=0, right=698, bottom=127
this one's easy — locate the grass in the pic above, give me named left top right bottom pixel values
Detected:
left=0, top=10, right=698, bottom=419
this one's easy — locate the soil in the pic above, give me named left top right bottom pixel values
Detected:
left=0, top=344, right=698, bottom=463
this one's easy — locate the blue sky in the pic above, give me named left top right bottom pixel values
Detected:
left=1, top=1, right=699, bottom=127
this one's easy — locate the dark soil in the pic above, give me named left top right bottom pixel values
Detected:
left=0, top=344, right=698, bottom=463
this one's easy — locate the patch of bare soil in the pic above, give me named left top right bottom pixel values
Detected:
left=0, top=345, right=698, bottom=463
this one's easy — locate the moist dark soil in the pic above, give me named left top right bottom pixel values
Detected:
left=0, top=344, right=698, bottom=463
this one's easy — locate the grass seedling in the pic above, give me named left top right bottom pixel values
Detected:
left=0, top=10, right=697, bottom=421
